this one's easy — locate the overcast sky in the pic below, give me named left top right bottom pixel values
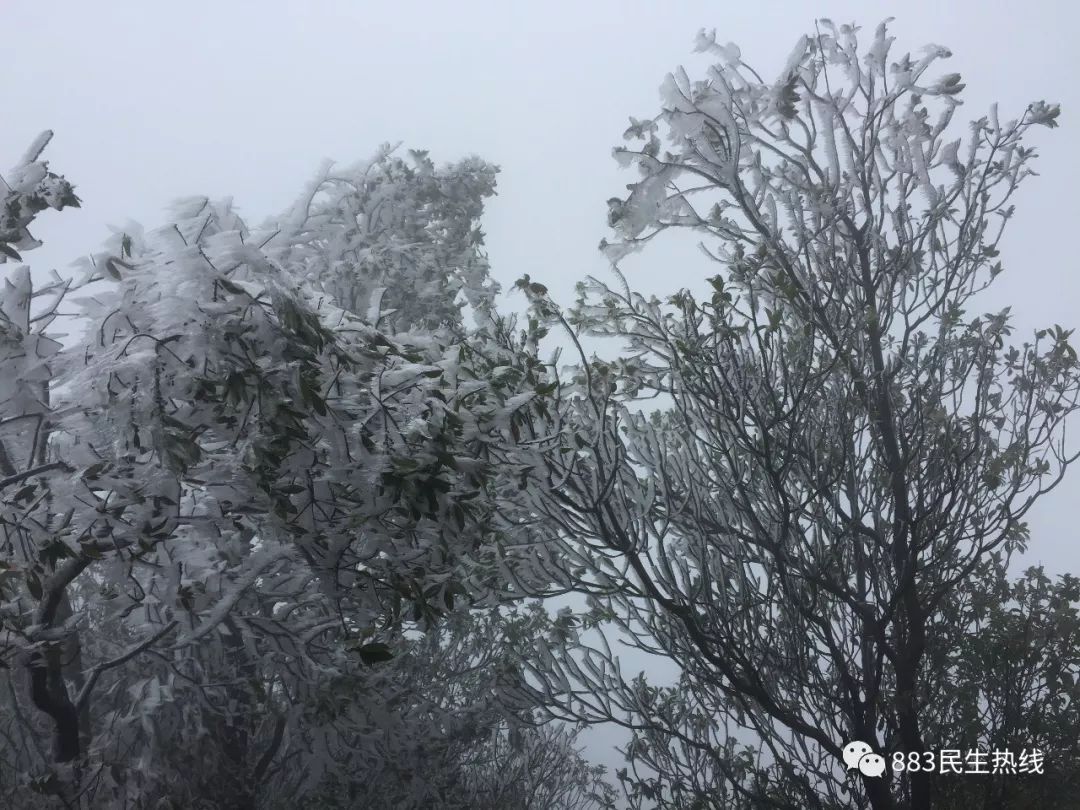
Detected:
left=5, top=0, right=1079, bottom=788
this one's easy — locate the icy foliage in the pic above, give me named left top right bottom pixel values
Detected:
left=0, top=131, right=79, bottom=262
left=0, top=138, right=605, bottom=808
left=520, top=21, right=1079, bottom=810
left=268, top=146, right=500, bottom=332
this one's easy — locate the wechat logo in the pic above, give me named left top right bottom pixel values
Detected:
left=843, top=740, right=887, bottom=778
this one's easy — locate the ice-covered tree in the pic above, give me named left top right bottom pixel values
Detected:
left=0, top=131, right=84, bottom=776
left=519, top=20, right=1078, bottom=810
left=0, top=138, right=578, bottom=808
left=925, top=561, right=1080, bottom=808
left=275, top=146, right=500, bottom=332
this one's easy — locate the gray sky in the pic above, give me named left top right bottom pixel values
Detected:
left=5, top=0, right=1079, bottom=790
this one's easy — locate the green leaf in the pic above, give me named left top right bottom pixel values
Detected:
left=355, top=642, right=394, bottom=666
left=83, top=461, right=110, bottom=480
left=11, top=484, right=36, bottom=503
left=225, top=372, right=246, bottom=404
left=41, top=539, right=75, bottom=564
left=26, top=571, right=42, bottom=600
left=218, top=277, right=244, bottom=295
